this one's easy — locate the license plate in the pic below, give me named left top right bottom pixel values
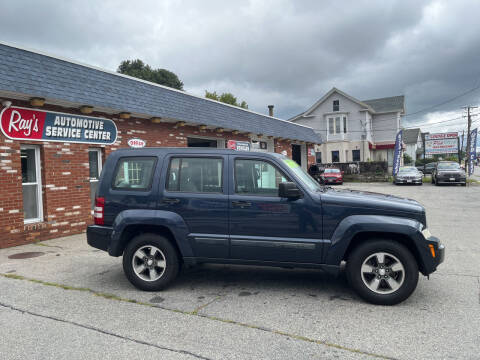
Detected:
left=407, top=180, right=412, bottom=183
left=449, top=177, right=455, bottom=181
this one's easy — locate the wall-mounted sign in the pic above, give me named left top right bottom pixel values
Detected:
left=227, top=140, right=250, bottom=151
left=127, top=138, right=146, bottom=148
left=0, top=106, right=117, bottom=145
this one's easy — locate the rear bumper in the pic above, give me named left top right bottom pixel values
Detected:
left=86, top=225, right=112, bottom=252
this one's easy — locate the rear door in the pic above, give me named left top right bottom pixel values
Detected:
left=158, top=154, right=229, bottom=259
left=228, top=155, right=323, bottom=263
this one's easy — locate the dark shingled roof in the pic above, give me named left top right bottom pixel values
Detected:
left=362, top=95, right=405, bottom=113
left=0, top=43, right=321, bottom=143
left=403, top=128, right=421, bottom=144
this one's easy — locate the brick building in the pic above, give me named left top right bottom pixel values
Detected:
left=0, top=42, right=321, bottom=248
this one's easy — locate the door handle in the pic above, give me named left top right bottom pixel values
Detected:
left=232, top=200, right=252, bottom=208
left=162, top=198, right=180, bottom=205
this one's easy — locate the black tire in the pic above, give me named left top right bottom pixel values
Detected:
left=123, top=233, right=180, bottom=291
left=346, top=240, right=419, bottom=305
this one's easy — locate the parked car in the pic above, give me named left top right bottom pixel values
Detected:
left=394, top=167, right=423, bottom=185
left=432, top=161, right=466, bottom=186
left=416, top=162, right=436, bottom=175
left=87, top=148, right=444, bottom=305
left=321, top=168, right=344, bottom=185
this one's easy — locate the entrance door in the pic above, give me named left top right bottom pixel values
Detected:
left=228, top=155, right=323, bottom=263
left=88, top=148, right=102, bottom=209
left=292, top=144, right=302, bottom=166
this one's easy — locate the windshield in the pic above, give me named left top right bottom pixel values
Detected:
left=282, top=158, right=322, bottom=192
left=438, top=162, right=461, bottom=170
left=324, top=169, right=340, bottom=173
left=398, top=167, right=418, bottom=174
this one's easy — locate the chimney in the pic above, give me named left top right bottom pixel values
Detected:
left=268, top=105, right=274, bottom=117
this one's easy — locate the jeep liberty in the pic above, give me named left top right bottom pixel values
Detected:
left=87, top=148, right=444, bottom=305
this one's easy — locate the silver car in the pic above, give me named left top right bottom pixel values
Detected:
left=394, top=167, right=423, bottom=185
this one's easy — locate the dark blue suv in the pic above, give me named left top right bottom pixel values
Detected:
left=87, top=148, right=444, bottom=305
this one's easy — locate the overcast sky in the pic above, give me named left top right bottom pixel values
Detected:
left=1, top=0, right=480, bottom=138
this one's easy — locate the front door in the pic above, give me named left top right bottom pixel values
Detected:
left=228, top=155, right=323, bottom=263
left=159, top=154, right=229, bottom=259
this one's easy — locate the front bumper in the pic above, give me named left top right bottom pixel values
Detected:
left=436, top=177, right=466, bottom=184
left=422, top=235, right=445, bottom=275
left=395, top=178, right=422, bottom=184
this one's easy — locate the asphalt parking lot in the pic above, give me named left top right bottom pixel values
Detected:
left=0, top=182, right=479, bottom=360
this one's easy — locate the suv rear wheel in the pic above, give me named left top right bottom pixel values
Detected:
left=123, top=233, right=180, bottom=291
left=346, top=240, right=419, bottom=305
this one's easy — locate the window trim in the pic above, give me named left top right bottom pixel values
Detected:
left=21, top=144, right=43, bottom=224
left=333, top=99, right=339, bottom=112
left=233, top=157, right=291, bottom=197
left=111, top=156, right=157, bottom=192
left=165, top=156, right=225, bottom=194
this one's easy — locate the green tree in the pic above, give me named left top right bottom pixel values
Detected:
left=403, top=153, right=413, bottom=165
left=118, top=59, right=184, bottom=90
left=205, top=90, right=248, bottom=109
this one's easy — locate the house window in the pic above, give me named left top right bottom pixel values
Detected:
left=315, top=152, right=322, bottom=163
left=333, top=100, right=339, bottom=112
left=328, top=118, right=334, bottom=134
left=352, top=149, right=360, bottom=162
left=343, top=116, right=347, bottom=133
left=335, top=116, right=341, bottom=134
left=331, top=150, right=340, bottom=163
left=21, top=145, right=43, bottom=223
left=89, top=149, right=103, bottom=209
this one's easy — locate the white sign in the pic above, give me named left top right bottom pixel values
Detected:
left=127, top=138, right=146, bottom=148
left=425, top=138, right=458, bottom=155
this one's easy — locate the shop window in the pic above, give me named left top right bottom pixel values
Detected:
left=331, top=150, right=340, bottom=163
left=21, top=145, right=43, bottom=223
left=89, top=149, right=103, bottom=209
left=315, top=152, right=322, bottom=164
left=234, top=159, right=288, bottom=197
left=167, top=157, right=223, bottom=193
left=352, top=149, right=361, bottom=162
left=112, top=157, right=156, bottom=190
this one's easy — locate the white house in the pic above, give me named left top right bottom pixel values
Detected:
left=290, top=88, right=405, bottom=170
left=403, top=128, right=422, bottom=164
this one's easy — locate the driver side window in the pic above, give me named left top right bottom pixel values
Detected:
left=234, top=159, right=289, bottom=196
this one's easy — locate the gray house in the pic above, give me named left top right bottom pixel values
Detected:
left=403, top=128, right=422, bottom=164
left=290, top=88, right=405, bottom=168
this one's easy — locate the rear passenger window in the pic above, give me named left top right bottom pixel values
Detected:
left=167, top=157, right=223, bottom=193
left=112, top=157, right=156, bottom=190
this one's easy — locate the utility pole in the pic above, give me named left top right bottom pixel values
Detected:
left=464, top=106, right=478, bottom=174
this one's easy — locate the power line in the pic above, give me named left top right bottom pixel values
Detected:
left=403, top=83, right=480, bottom=117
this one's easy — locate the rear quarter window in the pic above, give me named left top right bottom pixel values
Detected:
left=112, top=157, right=156, bottom=191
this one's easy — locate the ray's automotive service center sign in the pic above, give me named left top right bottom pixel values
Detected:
left=1, top=107, right=117, bottom=145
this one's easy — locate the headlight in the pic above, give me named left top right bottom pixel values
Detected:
left=422, top=228, right=432, bottom=239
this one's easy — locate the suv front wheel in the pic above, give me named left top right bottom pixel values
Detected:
left=346, top=240, right=419, bottom=305
left=123, top=233, right=180, bottom=291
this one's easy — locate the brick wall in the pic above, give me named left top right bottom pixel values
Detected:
left=1, top=99, right=314, bottom=248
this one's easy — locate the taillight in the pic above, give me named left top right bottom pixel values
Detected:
left=94, top=197, right=105, bottom=225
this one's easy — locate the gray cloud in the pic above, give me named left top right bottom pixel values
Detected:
left=1, top=0, right=480, bottom=133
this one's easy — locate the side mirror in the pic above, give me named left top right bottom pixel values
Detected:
left=279, top=182, right=302, bottom=199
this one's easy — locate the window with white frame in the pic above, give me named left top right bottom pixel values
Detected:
left=89, top=148, right=103, bottom=209
left=333, top=100, right=339, bottom=111
left=21, top=145, right=43, bottom=223
left=328, top=116, right=347, bottom=135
